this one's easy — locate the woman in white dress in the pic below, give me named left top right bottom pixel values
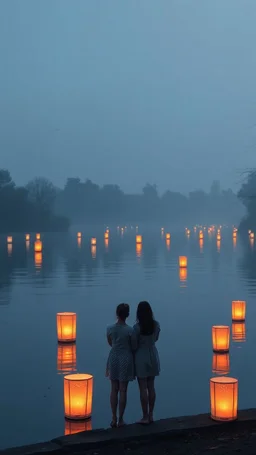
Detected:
left=106, top=303, right=136, bottom=428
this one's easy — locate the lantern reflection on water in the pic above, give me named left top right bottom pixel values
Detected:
left=199, top=239, right=204, bottom=252
left=136, top=243, right=142, bottom=257
left=179, top=256, right=187, bottom=268
left=91, top=245, right=96, bottom=259
left=179, top=267, right=187, bottom=282
left=57, top=312, right=76, bottom=343
left=232, top=301, right=246, bottom=322
left=210, top=377, right=238, bottom=421
left=36, top=233, right=41, bottom=240
left=34, top=240, right=42, bottom=252
left=65, top=418, right=92, bottom=435
left=212, top=326, right=230, bottom=353
left=232, top=323, right=246, bottom=342
left=166, top=239, right=170, bottom=251
left=7, top=244, right=12, bottom=257
left=233, top=237, right=237, bottom=249
left=217, top=240, right=221, bottom=252
left=77, top=238, right=81, bottom=248
left=212, top=353, right=230, bottom=375
left=57, top=343, right=77, bottom=373
left=105, top=239, right=109, bottom=250
left=34, top=252, right=42, bottom=268
left=64, top=374, right=93, bottom=420
left=136, top=235, right=142, bottom=244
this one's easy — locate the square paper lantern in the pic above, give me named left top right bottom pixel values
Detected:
left=136, top=235, right=142, bottom=244
left=166, top=233, right=171, bottom=240
left=212, top=326, right=230, bottom=353
left=57, top=343, right=77, bottom=373
left=104, top=232, right=109, bottom=240
left=232, top=301, right=246, bottom=322
left=77, top=232, right=82, bottom=238
left=212, top=353, right=230, bottom=375
left=91, top=238, right=97, bottom=246
left=199, top=231, right=204, bottom=239
left=179, top=256, right=187, bottom=268
left=64, top=373, right=93, bottom=420
left=65, top=418, right=92, bottom=435
left=250, top=232, right=255, bottom=239
left=34, top=240, right=42, bottom=252
left=36, top=233, right=41, bottom=240
left=232, top=323, right=246, bottom=342
left=217, top=234, right=221, bottom=241
left=57, top=312, right=76, bottom=343
left=7, top=236, right=12, bottom=244
left=25, top=234, right=30, bottom=241
left=210, top=377, right=238, bottom=421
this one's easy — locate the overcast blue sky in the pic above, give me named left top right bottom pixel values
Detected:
left=0, top=0, right=256, bottom=194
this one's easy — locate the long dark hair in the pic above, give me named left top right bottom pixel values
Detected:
left=136, top=301, right=155, bottom=335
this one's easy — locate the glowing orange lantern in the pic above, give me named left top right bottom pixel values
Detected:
left=34, top=252, right=42, bottom=268
left=25, top=234, right=30, bottom=241
left=210, top=377, right=238, bottom=421
left=212, top=326, right=230, bottom=353
left=34, top=240, right=42, bottom=252
left=179, top=268, right=187, bottom=282
left=232, top=323, right=246, bottom=342
left=217, top=233, right=221, bottom=241
left=166, top=233, right=171, bottom=240
left=64, top=373, right=93, bottom=420
left=57, top=312, right=76, bottom=343
left=91, top=238, right=96, bottom=246
left=232, top=300, right=246, bottom=322
left=36, top=233, right=41, bottom=240
left=65, top=418, right=92, bottom=435
left=77, top=232, right=82, bottom=238
left=57, top=343, right=77, bottom=373
left=212, top=353, right=230, bottom=375
left=199, top=231, right=204, bottom=239
left=7, top=236, right=12, bottom=244
left=233, top=231, right=237, bottom=238
left=104, top=232, right=109, bottom=240
left=179, top=256, right=187, bottom=268
left=250, top=232, right=254, bottom=239
left=136, top=235, right=142, bottom=244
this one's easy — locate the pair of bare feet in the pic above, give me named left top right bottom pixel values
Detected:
left=137, top=413, right=154, bottom=425
left=110, top=418, right=125, bottom=428
left=111, top=414, right=154, bottom=428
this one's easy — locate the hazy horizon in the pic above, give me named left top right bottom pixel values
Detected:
left=1, top=0, right=256, bottom=194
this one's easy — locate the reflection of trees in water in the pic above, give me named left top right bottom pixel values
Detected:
left=238, top=242, right=256, bottom=291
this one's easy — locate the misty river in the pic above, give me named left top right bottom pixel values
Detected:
left=0, top=226, right=255, bottom=449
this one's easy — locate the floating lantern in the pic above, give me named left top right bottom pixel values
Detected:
left=57, top=312, right=76, bottom=343
left=65, top=418, right=92, bottom=435
left=104, top=232, right=109, bottom=240
left=212, top=326, right=230, bottom=353
left=199, top=231, right=204, bottom=239
left=36, top=233, right=41, bottom=240
left=210, top=377, right=238, bottom=421
left=34, top=252, right=42, bottom=268
left=57, top=343, right=77, bottom=373
left=179, top=268, right=187, bottom=282
left=166, top=239, right=170, bottom=251
left=34, top=240, right=42, bottom=252
left=233, top=231, right=237, bottom=238
left=91, top=238, right=96, bottom=246
left=179, top=256, right=187, bottom=268
left=166, top=233, right=171, bottom=240
left=64, top=373, right=93, bottom=420
left=232, top=323, right=246, bottom=342
left=25, top=234, right=30, bottom=241
left=91, top=245, right=96, bottom=259
left=77, top=232, right=82, bottom=238
left=232, top=301, right=246, bottom=322
left=186, top=229, right=190, bottom=235
left=136, top=235, right=142, bottom=244
left=136, top=243, right=142, bottom=257
left=217, top=233, right=221, bottom=241
left=250, top=232, right=254, bottom=239
left=212, top=353, right=230, bottom=375
left=7, top=236, right=12, bottom=244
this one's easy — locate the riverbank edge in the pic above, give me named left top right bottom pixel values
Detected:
left=2, top=408, right=256, bottom=455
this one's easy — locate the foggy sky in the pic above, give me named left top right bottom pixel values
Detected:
left=0, top=0, right=256, bottom=194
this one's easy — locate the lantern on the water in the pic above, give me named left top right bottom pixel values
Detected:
left=233, top=231, right=237, bottom=238
left=179, top=256, right=187, bottom=268
left=34, top=240, right=42, bottom=252
left=166, top=233, right=171, bottom=240
left=250, top=232, right=254, bottom=239
left=232, top=300, right=246, bottom=322
left=65, top=418, right=92, bottom=435
left=57, top=343, right=77, bottom=373
left=217, top=233, right=221, bottom=241
left=212, top=353, right=230, bottom=375
left=186, top=229, right=190, bottom=235
left=136, top=235, right=142, bottom=244
left=57, top=312, right=76, bottom=343
left=7, top=236, right=12, bottom=244
left=104, top=232, right=109, bottom=240
left=36, top=233, right=41, bottom=240
left=25, top=234, right=30, bottom=241
left=212, top=326, right=230, bottom=353
left=232, top=323, right=246, bottom=342
left=77, top=232, right=82, bottom=238
left=91, top=238, right=96, bottom=246
left=64, top=373, right=93, bottom=420
left=199, top=231, right=204, bottom=239
left=210, top=377, right=238, bottom=421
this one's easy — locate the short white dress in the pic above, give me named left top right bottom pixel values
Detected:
left=133, top=321, right=160, bottom=378
left=106, top=323, right=136, bottom=382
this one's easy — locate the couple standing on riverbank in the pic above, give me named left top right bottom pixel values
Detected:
left=106, top=301, right=160, bottom=428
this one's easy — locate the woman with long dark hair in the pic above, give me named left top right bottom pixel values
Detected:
left=106, top=303, right=136, bottom=428
left=134, top=301, right=160, bottom=424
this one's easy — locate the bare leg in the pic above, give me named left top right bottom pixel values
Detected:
left=137, top=378, right=149, bottom=424
left=147, top=377, right=156, bottom=422
left=110, top=380, right=119, bottom=426
left=118, top=381, right=128, bottom=426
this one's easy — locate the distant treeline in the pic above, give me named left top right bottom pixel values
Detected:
left=238, top=170, right=256, bottom=233
left=55, top=178, right=243, bottom=226
left=0, top=169, right=69, bottom=233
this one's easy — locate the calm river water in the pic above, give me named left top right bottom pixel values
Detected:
left=0, top=227, right=255, bottom=449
